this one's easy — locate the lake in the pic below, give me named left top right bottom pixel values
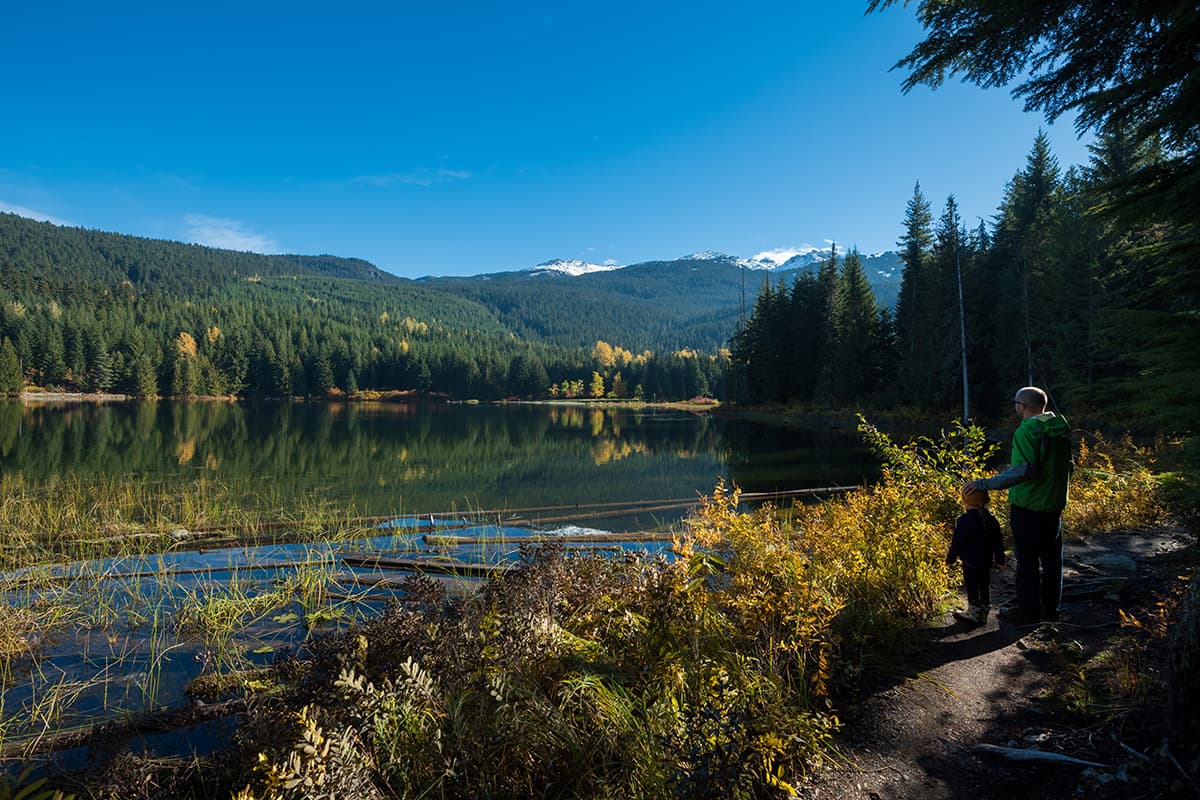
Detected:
left=0, top=399, right=878, bottom=528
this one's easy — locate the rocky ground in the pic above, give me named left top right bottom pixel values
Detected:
left=797, top=525, right=1199, bottom=800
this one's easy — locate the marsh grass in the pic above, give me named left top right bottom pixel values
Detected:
left=0, top=471, right=387, bottom=762
left=0, top=474, right=381, bottom=572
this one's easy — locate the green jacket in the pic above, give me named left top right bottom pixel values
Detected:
left=981, top=413, right=1073, bottom=512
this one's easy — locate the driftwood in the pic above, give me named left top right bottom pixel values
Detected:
left=970, top=743, right=1112, bottom=769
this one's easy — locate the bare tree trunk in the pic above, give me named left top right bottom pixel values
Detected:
left=1022, top=253, right=1033, bottom=386
left=956, top=243, right=969, bottom=423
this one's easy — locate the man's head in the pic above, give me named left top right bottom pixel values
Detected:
left=1012, top=386, right=1047, bottom=419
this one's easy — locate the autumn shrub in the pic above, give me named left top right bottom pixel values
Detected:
left=775, top=419, right=989, bottom=686
left=1062, top=433, right=1165, bottom=536
left=234, top=521, right=848, bottom=799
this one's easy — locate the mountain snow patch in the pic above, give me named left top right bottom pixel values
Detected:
left=528, top=259, right=625, bottom=277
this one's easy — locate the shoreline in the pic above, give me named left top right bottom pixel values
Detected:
left=20, top=391, right=129, bottom=403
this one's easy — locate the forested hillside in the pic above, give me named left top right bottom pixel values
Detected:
left=0, top=214, right=726, bottom=401
left=422, top=252, right=903, bottom=353
left=423, top=259, right=744, bottom=352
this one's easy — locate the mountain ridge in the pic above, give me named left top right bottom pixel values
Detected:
left=1, top=211, right=902, bottom=354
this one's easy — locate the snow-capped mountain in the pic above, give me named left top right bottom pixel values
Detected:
left=527, top=258, right=624, bottom=277
left=521, top=246, right=898, bottom=301
left=682, top=247, right=832, bottom=271
left=527, top=248, right=837, bottom=277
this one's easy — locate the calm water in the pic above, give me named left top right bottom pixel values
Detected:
left=0, top=399, right=879, bottom=528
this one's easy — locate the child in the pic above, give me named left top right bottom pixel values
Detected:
left=946, top=485, right=1006, bottom=625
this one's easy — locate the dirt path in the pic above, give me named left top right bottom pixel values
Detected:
left=797, top=526, right=1197, bottom=800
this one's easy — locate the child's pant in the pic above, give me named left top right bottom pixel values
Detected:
left=963, top=564, right=991, bottom=607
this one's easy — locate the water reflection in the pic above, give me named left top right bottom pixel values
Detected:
left=0, top=400, right=878, bottom=521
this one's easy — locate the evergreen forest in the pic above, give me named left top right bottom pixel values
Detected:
left=0, top=213, right=726, bottom=402
left=731, top=129, right=1200, bottom=429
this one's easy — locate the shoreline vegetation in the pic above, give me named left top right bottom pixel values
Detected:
left=1, top=415, right=1191, bottom=799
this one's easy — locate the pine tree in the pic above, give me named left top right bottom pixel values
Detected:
left=812, top=246, right=841, bottom=402
left=310, top=349, right=335, bottom=396
left=0, top=337, right=23, bottom=395
left=87, top=335, right=115, bottom=393
left=133, top=354, right=159, bottom=398
left=830, top=249, right=884, bottom=403
left=868, top=0, right=1199, bottom=286
left=784, top=270, right=825, bottom=402
left=37, top=321, right=67, bottom=387
left=893, top=182, right=935, bottom=400
left=991, top=133, right=1063, bottom=388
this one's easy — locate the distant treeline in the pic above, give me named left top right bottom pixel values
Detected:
left=731, top=130, right=1199, bottom=428
left=0, top=213, right=725, bottom=401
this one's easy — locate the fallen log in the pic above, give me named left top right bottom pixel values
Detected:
left=970, top=743, right=1112, bottom=769
left=338, top=553, right=510, bottom=577
left=425, top=532, right=672, bottom=545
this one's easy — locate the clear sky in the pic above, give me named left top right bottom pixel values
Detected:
left=0, top=2, right=1093, bottom=278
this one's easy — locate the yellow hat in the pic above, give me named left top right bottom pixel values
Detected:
left=962, top=485, right=989, bottom=506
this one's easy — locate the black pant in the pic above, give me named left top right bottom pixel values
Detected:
left=963, top=564, right=991, bottom=607
left=1010, top=504, right=1063, bottom=619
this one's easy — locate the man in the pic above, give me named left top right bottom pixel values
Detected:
left=966, top=386, right=1073, bottom=625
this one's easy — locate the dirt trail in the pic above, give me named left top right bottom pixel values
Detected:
left=797, top=527, right=1197, bottom=800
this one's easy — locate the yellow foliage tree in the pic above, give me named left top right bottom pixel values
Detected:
left=592, top=340, right=616, bottom=368
left=175, top=331, right=198, bottom=358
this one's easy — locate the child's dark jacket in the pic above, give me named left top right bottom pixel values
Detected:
left=946, top=507, right=1006, bottom=569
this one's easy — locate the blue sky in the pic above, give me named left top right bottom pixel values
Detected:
left=0, top=2, right=1093, bottom=278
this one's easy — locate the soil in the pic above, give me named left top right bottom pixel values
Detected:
left=797, top=525, right=1200, bottom=800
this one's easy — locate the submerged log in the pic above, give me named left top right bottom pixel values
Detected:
left=0, top=698, right=246, bottom=759
left=425, top=532, right=673, bottom=546
left=338, top=553, right=510, bottom=577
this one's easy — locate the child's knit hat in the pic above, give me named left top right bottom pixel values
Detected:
left=961, top=485, right=989, bottom=507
